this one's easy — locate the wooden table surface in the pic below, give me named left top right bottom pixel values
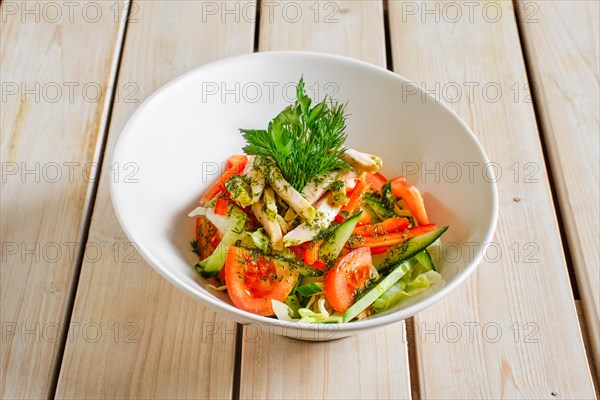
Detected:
left=1, top=1, right=598, bottom=399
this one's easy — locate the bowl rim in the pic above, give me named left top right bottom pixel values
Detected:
left=110, top=50, right=499, bottom=333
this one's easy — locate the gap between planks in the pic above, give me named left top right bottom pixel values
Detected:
left=384, top=1, right=415, bottom=397
left=232, top=1, right=262, bottom=398
left=511, top=0, right=581, bottom=301
left=576, top=300, right=600, bottom=395
left=47, top=2, right=133, bottom=398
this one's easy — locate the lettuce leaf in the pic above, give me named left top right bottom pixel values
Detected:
left=249, top=228, right=270, bottom=252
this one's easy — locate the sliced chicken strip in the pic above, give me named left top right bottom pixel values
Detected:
left=257, top=157, right=317, bottom=221
left=340, top=148, right=383, bottom=173
left=283, top=192, right=342, bottom=247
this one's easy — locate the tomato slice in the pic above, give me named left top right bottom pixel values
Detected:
left=391, top=176, right=429, bottom=225
left=312, top=259, right=327, bottom=271
left=324, top=247, right=373, bottom=312
left=334, top=214, right=345, bottom=224
left=365, top=172, right=388, bottom=192
left=195, top=216, right=222, bottom=260
left=288, top=245, right=305, bottom=260
left=200, top=155, right=247, bottom=203
left=225, top=246, right=299, bottom=316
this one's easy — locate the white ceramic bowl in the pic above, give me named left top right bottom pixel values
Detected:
left=111, top=52, right=497, bottom=340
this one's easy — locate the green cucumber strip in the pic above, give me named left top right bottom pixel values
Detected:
left=318, top=211, right=362, bottom=264
left=198, top=208, right=247, bottom=276
left=394, top=209, right=415, bottom=225
left=284, top=294, right=301, bottom=318
left=272, top=255, right=323, bottom=277
left=296, top=282, right=324, bottom=297
left=373, top=226, right=448, bottom=273
left=343, top=261, right=413, bottom=322
left=414, top=249, right=435, bottom=272
left=363, top=197, right=395, bottom=220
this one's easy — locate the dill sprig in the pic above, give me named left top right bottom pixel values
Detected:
left=241, top=77, right=350, bottom=191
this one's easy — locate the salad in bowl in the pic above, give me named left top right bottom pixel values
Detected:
left=189, top=78, right=448, bottom=324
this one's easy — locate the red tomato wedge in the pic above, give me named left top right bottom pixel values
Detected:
left=200, top=155, right=247, bottom=203
left=225, top=246, right=298, bottom=316
left=353, top=217, right=410, bottom=237
left=324, top=247, right=373, bottom=312
left=214, top=198, right=230, bottom=216
left=351, top=224, right=439, bottom=248
left=312, top=259, right=327, bottom=271
left=391, top=176, right=429, bottom=225
left=365, top=172, right=388, bottom=192
left=217, top=267, right=226, bottom=282
left=288, top=245, right=305, bottom=260
left=195, top=216, right=222, bottom=260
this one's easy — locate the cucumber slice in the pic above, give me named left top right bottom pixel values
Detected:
left=363, top=197, right=395, bottom=221
left=197, top=207, right=247, bottom=276
left=372, top=226, right=448, bottom=273
left=270, top=254, right=323, bottom=277
left=414, top=249, right=435, bottom=272
left=318, top=211, right=362, bottom=264
left=296, top=282, right=324, bottom=297
left=284, top=294, right=301, bottom=318
left=344, top=261, right=413, bottom=322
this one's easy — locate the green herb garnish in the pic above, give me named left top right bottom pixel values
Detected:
left=190, top=240, right=200, bottom=256
left=240, top=77, right=350, bottom=191
left=381, top=180, right=396, bottom=210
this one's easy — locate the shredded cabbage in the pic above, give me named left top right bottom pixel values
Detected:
left=272, top=299, right=296, bottom=321
left=298, top=308, right=343, bottom=324
left=372, top=270, right=441, bottom=313
left=272, top=294, right=343, bottom=323
left=188, top=206, right=233, bottom=235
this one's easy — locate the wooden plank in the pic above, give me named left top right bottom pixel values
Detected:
left=576, top=301, right=600, bottom=392
left=258, top=0, right=386, bottom=62
left=0, top=2, right=127, bottom=398
left=239, top=2, right=412, bottom=399
left=54, top=2, right=255, bottom=398
left=516, top=0, right=599, bottom=376
left=388, top=0, right=596, bottom=397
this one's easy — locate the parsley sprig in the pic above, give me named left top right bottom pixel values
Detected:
left=241, top=78, right=350, bottom=191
